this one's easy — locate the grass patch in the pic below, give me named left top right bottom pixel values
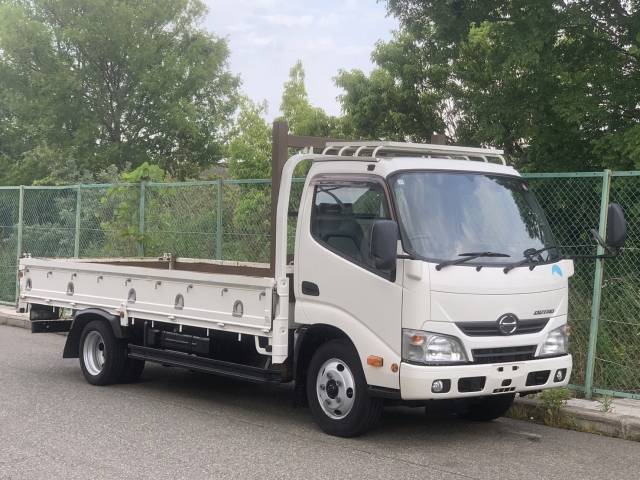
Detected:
left=507, top=388, right=576, bottom=429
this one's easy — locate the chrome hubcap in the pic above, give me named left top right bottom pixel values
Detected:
left=316, top=358, right=356, bottom=419
left=83, top=330, right=106, bottom=376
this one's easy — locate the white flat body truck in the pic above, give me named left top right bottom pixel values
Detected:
left=19, top=124, right=599, bottom=437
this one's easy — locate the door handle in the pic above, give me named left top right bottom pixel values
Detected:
left=301, top=281, right=320, bottom=296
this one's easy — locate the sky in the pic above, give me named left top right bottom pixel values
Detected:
left=203, top=0, right=397, bottom=120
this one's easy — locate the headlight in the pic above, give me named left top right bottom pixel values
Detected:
left=402, top=329, right=468, bottom=364
left=539, top=324, right=569, bottom=356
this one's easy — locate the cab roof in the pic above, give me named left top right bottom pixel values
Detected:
left=308, top=155, right=520, bottom=179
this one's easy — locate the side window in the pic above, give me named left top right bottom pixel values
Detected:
left=311, top=181, right=390, bottom=269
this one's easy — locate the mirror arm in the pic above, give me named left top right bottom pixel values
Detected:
left=591, top=228, right=608, bottom=249
left=564, top=250, right=621, bottom=260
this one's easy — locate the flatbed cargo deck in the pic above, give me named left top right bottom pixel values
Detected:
left=20, top=256, right=282, bottom=338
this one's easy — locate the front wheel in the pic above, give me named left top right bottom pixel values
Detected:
left=306, top=339, right=383, bottom=437
left=458, top=393, right=515, bottom=421
left=79, top=320, right=127, bottom=385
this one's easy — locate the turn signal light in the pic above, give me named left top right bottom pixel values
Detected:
left=367, top=355, right=384, bottom=367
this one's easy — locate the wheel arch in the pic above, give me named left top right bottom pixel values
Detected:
left=293, top=324, right=354, bottom=397
left=63, top=308, right=125, bottom=358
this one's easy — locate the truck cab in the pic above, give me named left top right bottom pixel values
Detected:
left=283, top=143, right=572, bottom=435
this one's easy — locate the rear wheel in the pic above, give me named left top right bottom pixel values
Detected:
left=306, top=339, right=383, bottom=437
left=458, top=393, right=515, bottom=421
left=79, top=320, right=126, bottom=385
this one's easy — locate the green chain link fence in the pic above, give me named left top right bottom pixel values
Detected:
left=0, top=171, right=638, bottom=399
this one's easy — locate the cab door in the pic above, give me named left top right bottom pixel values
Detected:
left=294, top=176, right=403, bottom=389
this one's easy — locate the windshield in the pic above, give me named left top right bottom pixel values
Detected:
left=389, top=172, right=558, bottom=265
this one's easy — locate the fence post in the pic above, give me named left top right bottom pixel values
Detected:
left=216, top=179, right=223, bottom=260
left=15, top=186, right=24, bottom=302
left=584, top=169, right=612, bottom=399
left=138, top=181, right=146, bottom=257
left=74, top=186, right=82, bottom=258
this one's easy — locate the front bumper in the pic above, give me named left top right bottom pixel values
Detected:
left=400, top=354, right=572, bottom=400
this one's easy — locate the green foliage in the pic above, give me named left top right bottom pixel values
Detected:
left=227, top=99, right=272, bottom=179
left=92, top=163, right=166, bottom=255
left=336, top=34, right=444, bottom=142
left=337, top=1, right=640, bottom=171
left=223, top=61, right=345, bottom=259
left=597, top=395, right=614, bottom=413
left=227, top=186, right=271, bottom=262
left=98, top=185, right=142, bottom=256
left=279, top=60, right=343, bottom=138
left=538, top=388, right=573, bottom=426
left=0, top=0, right=239, bottom=184
left=121, top=163, right=166, bottom=184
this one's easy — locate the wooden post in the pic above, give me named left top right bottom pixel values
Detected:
left=270, top=120, right=289, bottom=276
left=431, top=133, right=447, bottom=145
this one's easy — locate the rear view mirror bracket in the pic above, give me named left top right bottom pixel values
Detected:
left=567, top=203, right=627, bottom=261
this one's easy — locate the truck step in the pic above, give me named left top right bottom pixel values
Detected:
left=128, top=345, right=283, bottom=384
left=31, top=319, right=72, bottom=333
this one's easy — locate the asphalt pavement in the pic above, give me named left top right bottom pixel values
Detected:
left=1, top=324, right=639, bottom=480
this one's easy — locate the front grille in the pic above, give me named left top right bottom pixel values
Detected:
left=458, top=376, right=486, bottom=393
left=456, top=318, right=549, bottom=337
left=471, top=345, right=537, bottom=364
left=526, top=370, right=551, bottom=386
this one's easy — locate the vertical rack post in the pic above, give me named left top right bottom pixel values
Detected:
left=270, top=120, right=289, bottom=277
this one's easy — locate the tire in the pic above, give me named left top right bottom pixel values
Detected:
left=306, top=339, right=383, bottom=437
left=119, top=358, right=145, bottom=383
left=458, top=393, right=515, bottom=421
left=79, top=320, right=127, bottom=386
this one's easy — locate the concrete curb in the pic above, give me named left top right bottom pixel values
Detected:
left=513, top=397, right=640, bottom=442
left=0, top=309, right=29, bottom=330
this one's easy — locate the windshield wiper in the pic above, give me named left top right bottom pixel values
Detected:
left=503, top=246, right=559, bottom=274
left=435, top=251, right=511, bottom=271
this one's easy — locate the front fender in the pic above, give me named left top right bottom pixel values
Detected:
left=295, top=301, right=400, bottom=389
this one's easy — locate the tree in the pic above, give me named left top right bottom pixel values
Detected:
left=227, top=98, right=271, bottom=179
left=224, top=63, right=346, bottom=262
left=335, top=26, right=446, bottom=143
left=224, top=99, right=272, bottom=260
left=279, top=60, right=342, bottom=138
left=337, top=1, right=640, bottom=171
left=0, top=0, right=239, bottom=184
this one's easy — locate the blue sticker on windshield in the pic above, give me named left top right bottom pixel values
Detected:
left=552, top=265, right=563, bottom=277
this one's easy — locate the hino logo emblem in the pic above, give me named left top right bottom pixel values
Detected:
left=497, top=314, right=519, bottom=335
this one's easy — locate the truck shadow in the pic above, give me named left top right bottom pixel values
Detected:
left=122, top=363, right=525, bottom=442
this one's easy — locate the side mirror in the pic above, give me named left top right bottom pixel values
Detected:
left=605, top=203, right=627, bottom=249
left=592, top=203, right=627, bottom=250
left=370, top=220, right=399, bottom=270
